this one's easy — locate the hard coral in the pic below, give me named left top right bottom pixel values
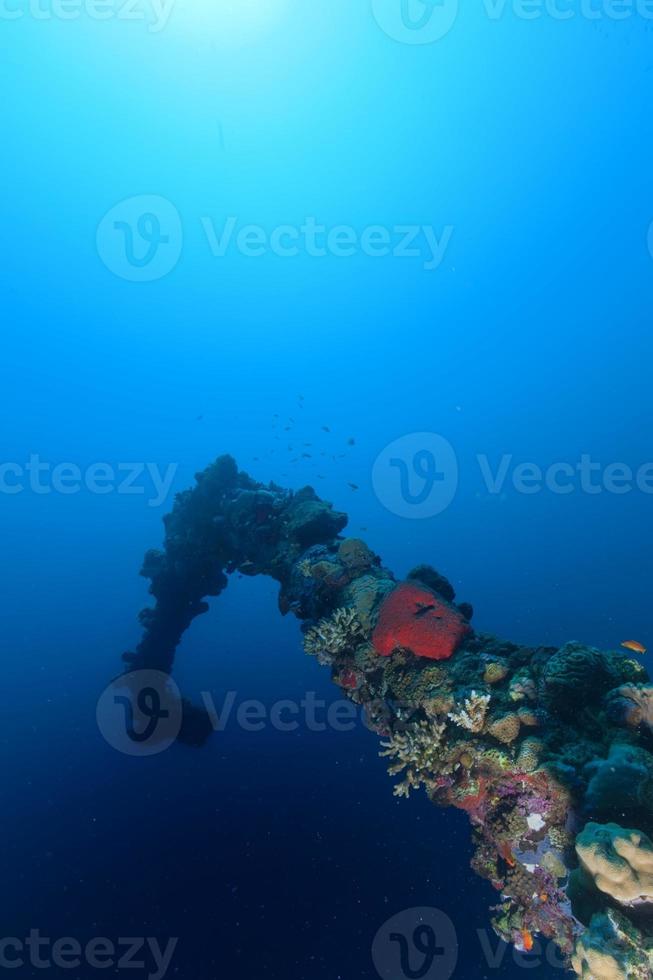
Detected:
left=303, top=608, right=365, bottom=664
left=606, top=683, right=653, bottom=733
left=372, top=582, right=470, bottom=661
left=487, top=712, right=522, bottom=744
left=379, top=718, right=447, bottom=798
left=543, top=643, right=614, bottom=716
left=576, top=822, right=653, bottom=908
left=448, top=690, right=491, bottom=733
left=571, top=910, right=653, bottom=980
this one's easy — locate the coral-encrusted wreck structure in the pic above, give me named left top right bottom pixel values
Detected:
left=120, top=455, right=653, bottom=978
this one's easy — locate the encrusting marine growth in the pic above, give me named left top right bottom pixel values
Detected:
left=119, top=455, right=653, bottom=978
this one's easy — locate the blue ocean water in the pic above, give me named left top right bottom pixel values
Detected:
left=3, top=3, right=653, bottom=977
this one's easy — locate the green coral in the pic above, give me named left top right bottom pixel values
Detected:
left=542, top=643, right=615, bottom=716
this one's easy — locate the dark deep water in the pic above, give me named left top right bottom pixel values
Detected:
left=3, top=2, right=653, bottom=978
left=2, top=573, right=565, bottom=980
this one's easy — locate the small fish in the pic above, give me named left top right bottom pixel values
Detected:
left=498, top=842, right=516, bottom=867
left=521, top=930, right=534, bottom=953
left=539, top=893, right=548, bottom=903
left=348, top=483, right=359, bottom=491
left=196, top=414, right=204, bottom=421
left=303, top=443, right=313, bottom=447
left=621, top=640, right=647, bottom=655
left=302, top=453, right=312, bottom=459
left=322, top=426, right=330, bottom=433
left=347, top=437, right=355, bottom=446
left=414, top=603, right=436, bottom=619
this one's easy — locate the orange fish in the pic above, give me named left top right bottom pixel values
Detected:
left=621, top=640, right=647, bottom=655
left=498, top=842, right=516, bottom=868
left=521, top=929, right=534, bottom=952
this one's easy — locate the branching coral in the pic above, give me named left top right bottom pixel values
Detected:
left=303, top=607, right=365, bottom=662
left=379, top=718, right=447, bottom=798
left=448, top=690, right=491, bottom=733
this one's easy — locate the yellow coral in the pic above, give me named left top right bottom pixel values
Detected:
left=517, top=707, right=539, bottom=727
left=487, top=713, right=521, bottom=744
left=576, top=823, right=653, bottom=907
left=516, top=737, right=543, bottom=773
left=379, top=719, right=446, bottom=798
left=484, top=662, right=509, bottom=684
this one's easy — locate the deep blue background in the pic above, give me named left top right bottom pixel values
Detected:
left=2, top=2, right=653, bottom=977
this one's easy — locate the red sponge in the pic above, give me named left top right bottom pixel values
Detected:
left=372, top=582, right=470, bottom=660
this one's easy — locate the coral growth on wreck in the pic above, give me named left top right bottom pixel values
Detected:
left=119, top=455, right=653, bottom=979
left=372, top=581, right=471, bottom=660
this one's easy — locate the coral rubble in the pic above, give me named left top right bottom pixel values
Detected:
left=118, top=455, right=653, bottom=977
